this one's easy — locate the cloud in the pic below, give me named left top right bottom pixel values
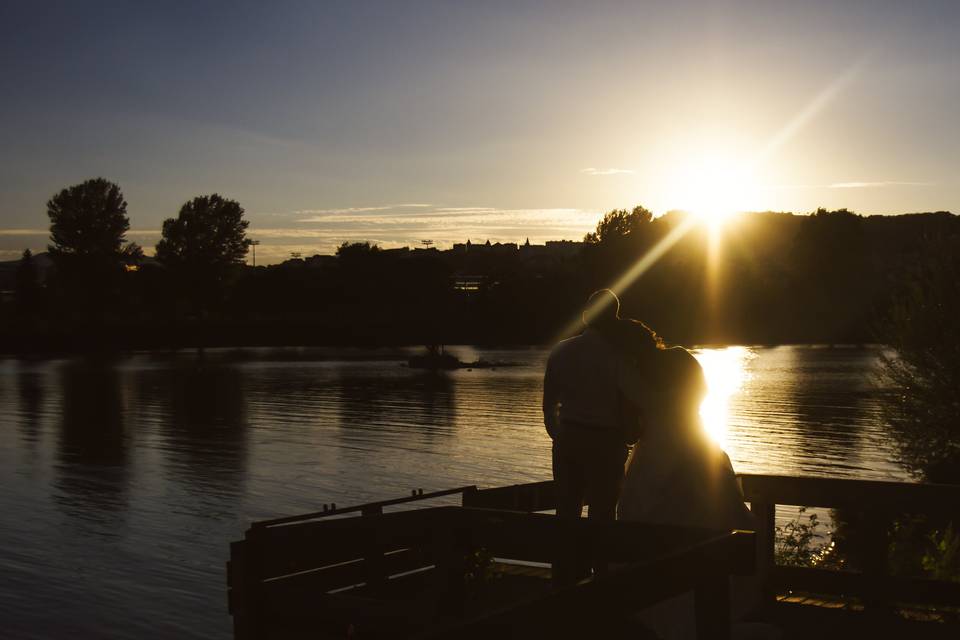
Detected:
left=581, top=167, right=635, bottom=176
left=768, top=180, right=935, bottom=191
left=0, top=229, right=48, bottom=236
left=828, top=181, right=935, bottom=189
left=247, top=205, right=602, bottom=261
left=0, top=207, right=601, bottom=265
left=296, top=206, right=597, bottom=228
left=292, top=203, right=432, bottom=217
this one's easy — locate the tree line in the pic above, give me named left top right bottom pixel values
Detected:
left=4, top=177, right=960, bottom=353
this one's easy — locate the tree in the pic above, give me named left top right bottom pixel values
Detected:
left=584, top=206, right=653, bottom=243
left=47, top=178, right=134, bottom=266
left=155, top=194, right=251, bottom=271
left=46, top=178, right=139, bottom=310
left=15, top=249, right=41, bottom=313
left=880, top=235, right=960, bottom=483
left=335, top=241, right=380, bottom=259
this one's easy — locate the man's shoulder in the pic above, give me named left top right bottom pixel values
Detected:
left=549, top=333, right=584, bottom=353
left=546, top=334, right=585, bottom=368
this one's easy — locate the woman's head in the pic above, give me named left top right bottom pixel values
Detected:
left=659, top=347, right=710, bottom=437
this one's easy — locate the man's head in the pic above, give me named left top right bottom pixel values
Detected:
left=582, top=289, right=620, bottom=330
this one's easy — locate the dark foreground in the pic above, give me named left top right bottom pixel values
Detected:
left=228, top=476, right=960, bottom=639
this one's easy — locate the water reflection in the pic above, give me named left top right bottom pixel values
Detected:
left=17, top=365, right=45, bottom=448
left=694, top=346, right=754, bottom=455
left=160, top=363, right=249, bottom=499
left=336, top=368, right=457, bottom=447
left=54, top=360, right=130, bottom=517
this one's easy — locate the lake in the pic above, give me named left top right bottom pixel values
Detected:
left=0, top=345, right=910, bottom=639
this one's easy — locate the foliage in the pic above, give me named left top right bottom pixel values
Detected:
left=879, top=234, right=960, bottom=483
left=886, top=515, right=960, bottom=582
left=584, top=206, right=653, bottom=243
left=336, top=241, right=380, bottom=257
left=14, top=249, right=41, bottom=312
left=922, top=523, right=960, bottom=582
left=775, top=507, right=836, bottom=568
left=46, top=177, right=134, bottom=266
left=463, top=547, right=498, bottom=588
left=155, top=194, right=251, bottom=271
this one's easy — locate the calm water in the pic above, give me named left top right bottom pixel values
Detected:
left=0, top=345, right=909, bottom=639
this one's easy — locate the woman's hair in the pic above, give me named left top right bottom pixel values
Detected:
left=621, top=318, right=664, bottom=355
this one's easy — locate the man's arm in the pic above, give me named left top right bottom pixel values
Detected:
left=542, top=352, right=560, bottom=439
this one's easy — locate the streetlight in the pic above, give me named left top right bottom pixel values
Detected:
left=250, top=240, right=260, bottom=267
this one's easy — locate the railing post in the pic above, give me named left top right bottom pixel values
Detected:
left=862, top=512, right=891, bottom=614
left=433, top=512, right=469, bottom=618
left=751, top=501, right=776, bottom=607
left=362, top=505, right=386, bottom=591
left=235, top=526, right=266, bottom=640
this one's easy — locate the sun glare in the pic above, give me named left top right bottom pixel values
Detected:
left=665, top=153, right=759, bottom=229
left=694, top=346, right=754, bottom=453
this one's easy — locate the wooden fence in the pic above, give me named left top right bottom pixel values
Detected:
left=462, top=474, right=960, bottom=609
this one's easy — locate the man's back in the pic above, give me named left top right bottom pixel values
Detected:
left=543, top=328, right=621, bottom=432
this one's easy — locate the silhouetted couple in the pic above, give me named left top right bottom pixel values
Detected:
left=543, top=290, right=765, bottom=636
left=543, top=289, right=752, bottom=532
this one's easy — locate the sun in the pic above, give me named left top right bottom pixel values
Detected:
left=665, top=152, right=759, bottom=229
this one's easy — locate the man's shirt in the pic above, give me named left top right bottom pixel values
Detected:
left=542, top=328, right=622, bottom=435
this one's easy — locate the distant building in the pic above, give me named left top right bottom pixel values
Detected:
left=545, top=240, right=583, bottom=256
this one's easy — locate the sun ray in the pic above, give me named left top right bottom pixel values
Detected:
left=751, top=55, right=871, bottom=167
left=554, top=55, right=870, bottom=342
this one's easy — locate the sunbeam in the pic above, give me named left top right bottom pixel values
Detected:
left=752, top=55, right=872, bottom=167
left=556, top=55, right=871, bottom=344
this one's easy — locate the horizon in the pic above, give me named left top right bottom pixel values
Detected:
left=3, top=206, right=955, bottom=266
left=2, top=1, right=959, bottom=264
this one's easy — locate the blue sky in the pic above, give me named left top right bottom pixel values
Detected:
left=2, top=1, right=958, bottom=263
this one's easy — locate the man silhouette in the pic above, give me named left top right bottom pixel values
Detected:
left=543, top=289, right=629, bottom=524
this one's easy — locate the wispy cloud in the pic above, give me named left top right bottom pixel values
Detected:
left=292, top=203, right=432, bottom=217
left=0, top=229, right=48, bottom=236
left=767, top=180, right=935, bottom=191
left=828, top=181, right=935, bottom=189
left=253, top=205, right=601, bottom=261
left=581, top=167, right=635, bottom=176
left=0, top=207, right=602, bottom=265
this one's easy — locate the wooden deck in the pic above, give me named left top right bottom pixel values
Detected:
left=227, top=475, right=960, bottom=639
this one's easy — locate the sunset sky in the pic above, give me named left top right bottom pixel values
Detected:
left=2, top=1, right=958, bottom=263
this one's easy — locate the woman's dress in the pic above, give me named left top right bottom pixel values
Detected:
left=616, top=347, right=772, bottom=640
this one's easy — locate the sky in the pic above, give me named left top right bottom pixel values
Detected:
left=1, top=1, right=958, bottom=264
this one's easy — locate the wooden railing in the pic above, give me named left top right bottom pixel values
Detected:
left=462, top=474, right=960, bottom=610
left=228, top=504, right=753, bottom=639
left=738, top=473, right=960, bottom=609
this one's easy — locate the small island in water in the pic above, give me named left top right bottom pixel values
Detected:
left=406, top=345, right=521, bottom=370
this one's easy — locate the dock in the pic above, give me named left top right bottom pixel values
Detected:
left=227, top=475, right=960, bottom=639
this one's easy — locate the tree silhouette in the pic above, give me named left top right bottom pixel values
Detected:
left=156, top=195, right=251, bottom=270
left=47, top=178, right=134, bottom=266
left=336, top=241, right=380, bottom=260
left=45, top=178, right=139, bottom=311
left=15, top=249, right=41, bottom=313
left=155, top=195, right=251, bottom=312
left=584, top=206, right=653, bottom=243
left=880, top=234, right=960, bottom=483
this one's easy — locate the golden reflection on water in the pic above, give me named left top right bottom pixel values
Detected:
left=693, top=346, right=755, bottom=455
